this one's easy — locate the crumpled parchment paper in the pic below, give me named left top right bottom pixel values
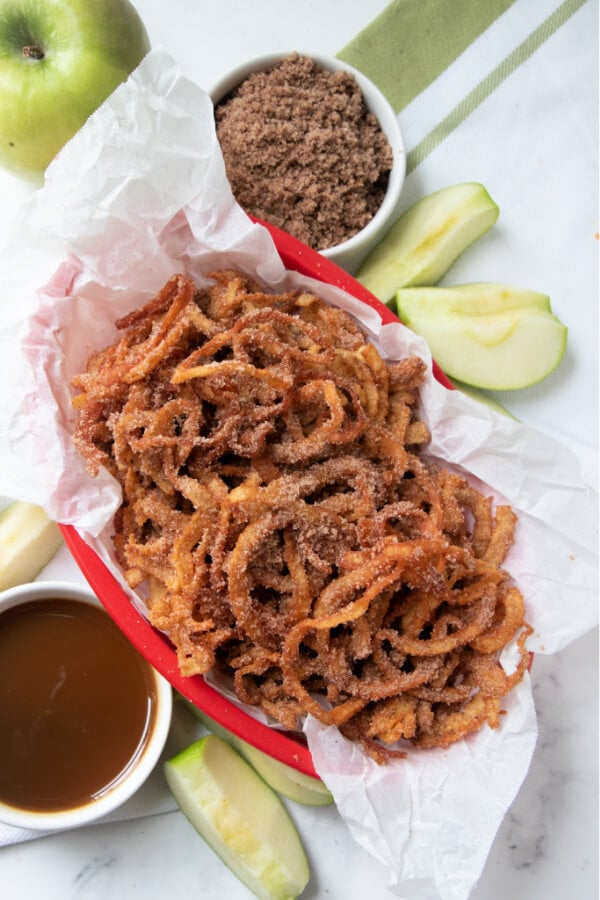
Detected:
left=0, top=50, right=597, bottom=900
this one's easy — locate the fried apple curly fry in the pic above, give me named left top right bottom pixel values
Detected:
left=72, top=271, right=531, bottom=762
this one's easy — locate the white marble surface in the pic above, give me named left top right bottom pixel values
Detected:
left=0, top=1, right=597, bottom=898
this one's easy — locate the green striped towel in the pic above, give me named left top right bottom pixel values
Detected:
left=338, top=0, right=597, bottom=459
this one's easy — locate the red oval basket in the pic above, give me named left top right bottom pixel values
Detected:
left=61, top=219, right=453, bottom=779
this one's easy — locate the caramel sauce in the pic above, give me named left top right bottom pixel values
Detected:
left=0, top=598, right=157, bottom=813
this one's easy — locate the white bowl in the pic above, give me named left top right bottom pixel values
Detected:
left=0, top=581, right=172, bottom=832
left=210, top=52, right=406, bottom=274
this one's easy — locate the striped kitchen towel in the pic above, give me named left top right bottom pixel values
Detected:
left=339, top=0, right=598, bottom=470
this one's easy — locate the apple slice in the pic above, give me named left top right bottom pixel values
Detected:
left=356, top=183, right=499, bottom=302
left=164, top=736, right=310, bottom=900
left=396, top=302, right=567, bottom=390
left=0, top=501, right=63, bottom=591
left=391, top=283, right=551, bottom=318
left=182, top=702, right=333, bottom=806
left=449, top=380, right=516, bottom=419
left=237, top=742, right=333, bottom=808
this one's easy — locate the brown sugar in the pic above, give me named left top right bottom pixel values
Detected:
left=214, top=53, right=393, bottom=251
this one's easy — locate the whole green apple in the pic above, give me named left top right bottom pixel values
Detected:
left=0, top=0, right=150, bottom=178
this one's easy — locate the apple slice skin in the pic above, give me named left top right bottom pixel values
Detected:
left=165, top=736, right=310, bottom=900
left=392, top=283, right=551, bottom=318
left=397, top=305, right=567, bottom=390
left=239, top=742, right=333, bottom=807
left=449, top=380, right=517, bottom=419
left=356, top=183, right=499, bottom=302
left=182, top=700, right=333, bottom=806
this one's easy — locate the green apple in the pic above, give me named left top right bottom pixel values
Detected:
left=0, top=500, right=63, bottom=590
left=390, top=282, right=551, bottom=318
left=0, top=0, right=150, bottom=178
left=449, top=379, right=516, bottom=419
left=165, top=736, right=310, bottom=900
left=356, top=183, right=499, bottom=302
left=182, top=701, right=333, bottom=807
left=396, top=293, right=567, bottom=390
left=237, top=741, right=333, bottom=808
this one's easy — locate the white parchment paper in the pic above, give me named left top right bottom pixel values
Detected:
left=0, top=50, right=597, bottom=900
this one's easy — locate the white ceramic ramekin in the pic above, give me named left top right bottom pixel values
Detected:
left=210, top=52, right=406, bottom=274
left=0, top=580, right=172, bottom=832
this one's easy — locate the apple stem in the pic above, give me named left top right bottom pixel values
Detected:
left=22, top=45, right=45, bottom=61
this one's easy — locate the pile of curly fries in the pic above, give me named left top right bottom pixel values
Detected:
left=72, top=271, right=531, bottom=762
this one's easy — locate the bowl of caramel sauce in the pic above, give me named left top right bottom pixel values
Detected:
left=0, top=581, right=172, bottom=831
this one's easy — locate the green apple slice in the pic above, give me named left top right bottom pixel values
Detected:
left=237, top=742, right=333, bottom=808
left=396, top=303, right=567, bottom=390
left=164, top=736, right=310, bottom=900
left=182, top=701, right=333, bottom=806
left=356, top=183, right=499, bottom=302
left=391, top=283, right=551, bottom=318
left=449, top=380, right=516, bottom=419
left=0, top=501, right=63, bottom=591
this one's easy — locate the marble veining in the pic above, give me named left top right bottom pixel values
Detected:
left=73, top=855, right=118, bottom=891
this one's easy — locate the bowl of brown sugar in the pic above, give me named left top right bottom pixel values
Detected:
left=211, top=52, right=406, bottom=274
